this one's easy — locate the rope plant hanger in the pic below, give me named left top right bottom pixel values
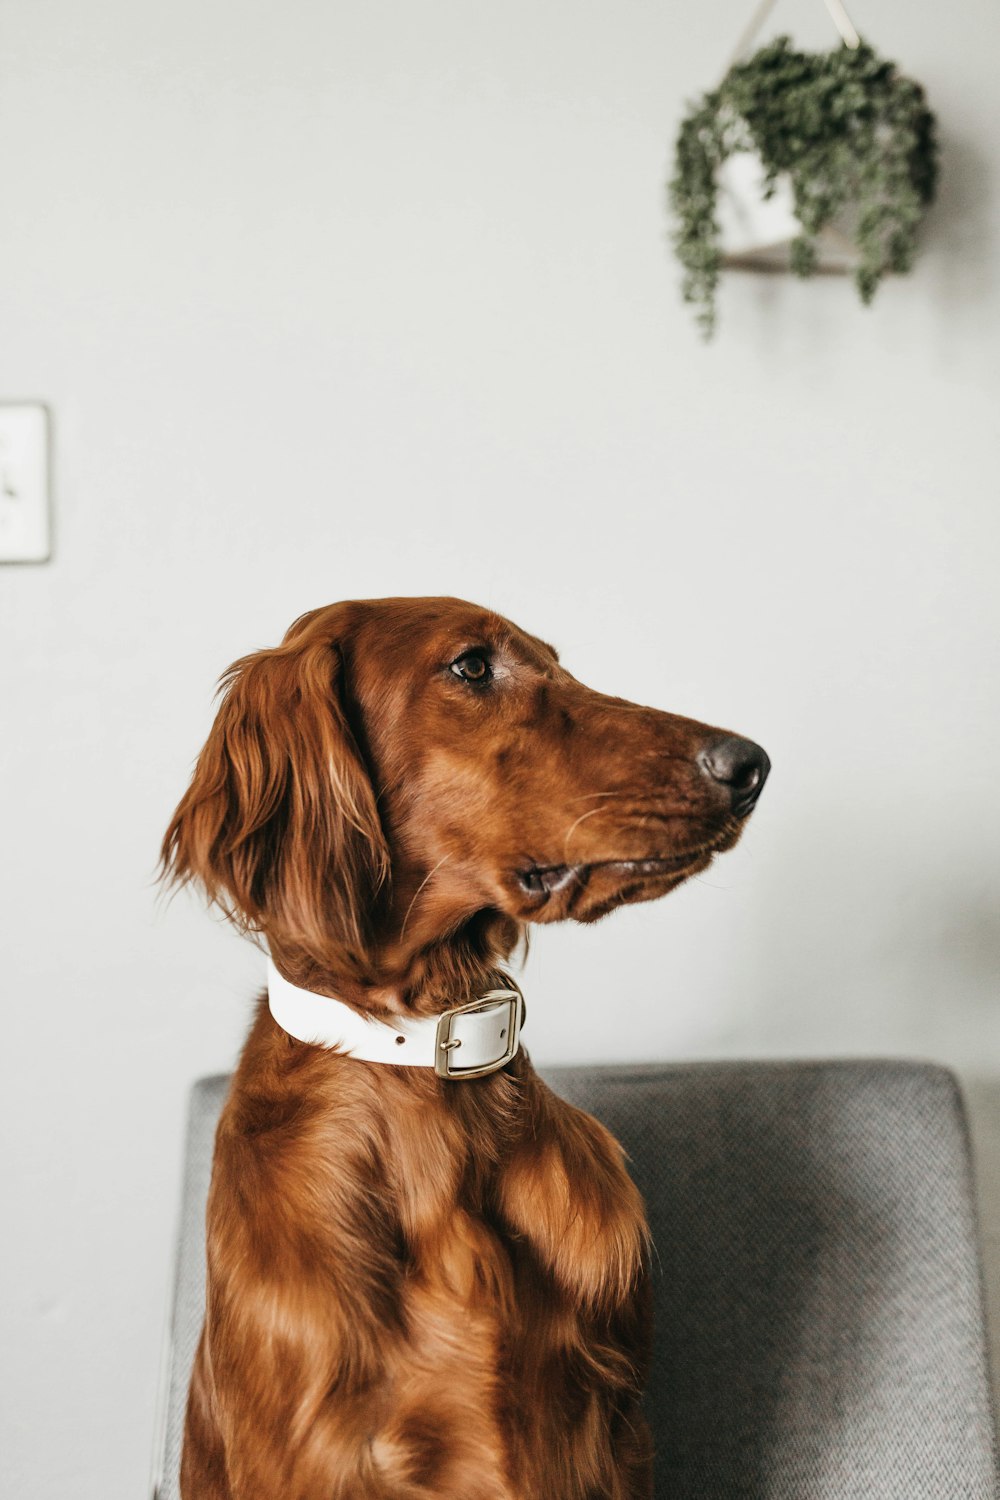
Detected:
left=668, top=0, right=939, bottom=335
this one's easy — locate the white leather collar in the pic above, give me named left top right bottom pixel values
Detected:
left=267, top=958, right=524, bottom=1080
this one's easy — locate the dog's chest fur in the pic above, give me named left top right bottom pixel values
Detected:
left=187, top=1008, right=652, bottom=1499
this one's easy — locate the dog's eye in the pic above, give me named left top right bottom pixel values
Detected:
left=450, top=651, right=492, bottom=685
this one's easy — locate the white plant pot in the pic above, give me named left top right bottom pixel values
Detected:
left=716, top=150, right=860, bottom=272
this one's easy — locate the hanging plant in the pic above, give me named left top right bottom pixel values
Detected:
left=669, top=37, right=939, bottom=336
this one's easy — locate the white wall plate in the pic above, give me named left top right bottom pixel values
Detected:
left=0, top=403, right=51, bottom=563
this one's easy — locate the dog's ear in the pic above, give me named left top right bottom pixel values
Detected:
left=160, top=608, right=389, bottom=972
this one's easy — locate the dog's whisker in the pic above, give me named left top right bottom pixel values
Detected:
left=561, top=806, right=606, bottom=858
left=399, top=855, right=451, bottom=939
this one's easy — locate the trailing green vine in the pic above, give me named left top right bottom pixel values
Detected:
left=668, top=37, right=939, bottom=335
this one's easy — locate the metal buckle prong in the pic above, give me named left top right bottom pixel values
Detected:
left=433, top=985, right=523, bottom=1080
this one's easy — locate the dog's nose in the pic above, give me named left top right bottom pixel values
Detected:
left=697, top=735, right=771, bottom=816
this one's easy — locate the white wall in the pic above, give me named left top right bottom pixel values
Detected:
left=1, top=1, right=998, bottom=1495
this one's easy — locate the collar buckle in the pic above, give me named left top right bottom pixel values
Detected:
left=433, top=986, right=523, bottom=1080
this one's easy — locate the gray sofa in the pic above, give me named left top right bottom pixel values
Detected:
left=153, top=1061, right=999, bottom=1498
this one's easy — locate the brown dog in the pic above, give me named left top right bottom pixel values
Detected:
left=162, top=597, right=769, bottom=1500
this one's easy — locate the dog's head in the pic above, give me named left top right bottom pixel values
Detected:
left=162, top=598, right=769, bottom=990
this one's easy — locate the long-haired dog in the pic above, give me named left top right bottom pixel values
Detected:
left=161, top=596, right=769, bottom=1499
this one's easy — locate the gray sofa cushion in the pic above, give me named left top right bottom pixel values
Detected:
left=154, top=1061, right=999, bottom=1498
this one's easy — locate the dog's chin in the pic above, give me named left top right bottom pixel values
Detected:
left=507, top=848, right=723, bottom=925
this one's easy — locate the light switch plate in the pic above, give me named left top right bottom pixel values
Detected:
left=0, top=403, right=51, bottom=563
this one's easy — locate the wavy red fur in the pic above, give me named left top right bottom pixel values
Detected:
left=161, top=596, right=766, bottom=1499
